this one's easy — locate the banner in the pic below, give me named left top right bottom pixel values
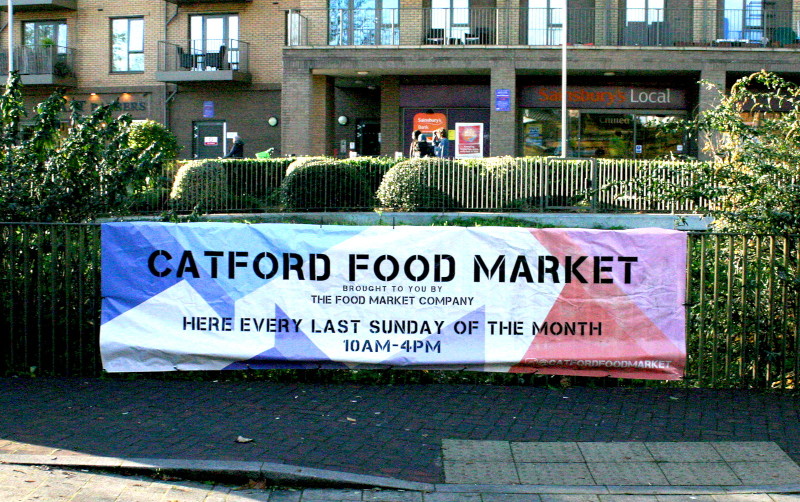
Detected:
left=100, top=223, right=686, bottom=379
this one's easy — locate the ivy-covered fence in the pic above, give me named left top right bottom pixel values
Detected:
left=143, top=157, right=705, bottom=215
left=0, top=222, right=797, bottom=391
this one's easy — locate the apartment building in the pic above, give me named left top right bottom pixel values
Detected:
left=1, top=0, right=799, bottom=159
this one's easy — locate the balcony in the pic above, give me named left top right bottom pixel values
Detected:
left=155, top=40, right=251, bottom=84
left=0, top=0, right=76, bottom=12
left=0, top=45, right=76, bottom=86
left=163, top=0, right=249, bottom=3
left=286, top=7, right=800, bottom=48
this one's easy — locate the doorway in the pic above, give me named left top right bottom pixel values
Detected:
left=193, top=120, right=226, bottom=159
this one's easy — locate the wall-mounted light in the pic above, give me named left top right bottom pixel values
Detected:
left=267, top=116, right=279, bottom=127
left=337, top=115, right=348, bottom=126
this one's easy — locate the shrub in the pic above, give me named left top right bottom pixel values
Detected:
left=378, top=158, right=520, bottom=211
left=169, top=160, right=229, bottom=211
left=285, top=156, right=329, bottom=175
left=0, top=73, right=165, bottom=221
left=281, top=159, right=374, bottom=211
left=334, top=156, right=400, bottom=193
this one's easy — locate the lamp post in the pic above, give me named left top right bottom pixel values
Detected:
left=7, top=0, right=13, bottom=72
left=560, top=0, right=567, bottom=158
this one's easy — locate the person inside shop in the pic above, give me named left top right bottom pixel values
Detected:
left=410, top=129, right=434, bottom=158
left=432, top=127, right=450, bottom=158
left=224, top=134, right=245, bottom=159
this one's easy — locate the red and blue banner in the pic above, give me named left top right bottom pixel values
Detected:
left=100, top=222, right=686, bottom=379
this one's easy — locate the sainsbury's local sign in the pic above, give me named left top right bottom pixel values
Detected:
left=521, top=85, right=686, bottom=109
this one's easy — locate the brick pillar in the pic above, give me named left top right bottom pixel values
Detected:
left=490, top=66, right=517, bottom=157
left=697, top=67, right=726, bottom=160
left=282, top=67, right=334, bottom=156
left=380, top=76, right=402, bottom=157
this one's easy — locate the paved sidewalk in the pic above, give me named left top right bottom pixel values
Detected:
left=2, top=378, right=800, bottom=500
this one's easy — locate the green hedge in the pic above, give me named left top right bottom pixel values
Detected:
left=170, top=158, right=292, bottom=212
left=281, top=159, right=374, bottom=211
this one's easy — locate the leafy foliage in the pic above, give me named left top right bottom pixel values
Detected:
left=608, top=71, right=800, bottom=234
left=0, top=73, right=166, bottom=222
left=280, top=159, right=375, bottom=211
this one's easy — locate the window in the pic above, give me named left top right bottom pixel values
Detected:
left=329, top=0, right=399, bottom=45
left=190, top=14, right=239, bottom=69
left=527, top=0, right=563, bottom=45
left=723, top=0, right=763, bottom=41
left=431, top=0, right=469, bottom=42
left=23, top=20, right=67, bottom=52
left=111, top=18, right=144, bottom=72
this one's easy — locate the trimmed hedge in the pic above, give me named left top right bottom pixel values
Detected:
left=281, top=159, right=374, bottom=211
left=170, top=160, right=229, bottom=211
left=170, top=158, right=292, bottom=212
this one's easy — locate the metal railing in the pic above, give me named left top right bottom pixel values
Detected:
left=158, top=39, right=250, bottom=72
left=286, top=7, right=800, bottom=47
left=0, top=45, right=75, bottom=76
left=127, top=157, right=703, bottom=214
left=1, top=222, right=797, bottom=391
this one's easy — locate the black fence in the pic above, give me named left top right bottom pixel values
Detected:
left=1, top=223, right=797, bottom=389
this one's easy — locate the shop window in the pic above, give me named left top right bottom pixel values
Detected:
left=520, top=109, right=685, bottom=158
left=111, top=18, right=144, bottom=73
left=329, top=0, right=399, bottom=45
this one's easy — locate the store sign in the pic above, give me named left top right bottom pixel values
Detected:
left=100, top=223, right=687, bottom=379
left=521, top=86, right=686, bottom=109
left=413, top=112, right=447, bottom=134
left=455, top=122, right=483, bottom=158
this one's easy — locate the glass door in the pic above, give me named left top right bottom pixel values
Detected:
left=190, top=14, right=239, bottom=69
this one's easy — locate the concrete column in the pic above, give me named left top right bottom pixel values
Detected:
left=281, top=67, right=334, bottom=156
left=490, top=66, right=517, bottom=157
left=697, top=67, right=726, bottom=160
left=380, top=76, right=402, bottom=157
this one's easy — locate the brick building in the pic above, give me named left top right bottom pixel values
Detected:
left=1, top=0, right=799, bottom=159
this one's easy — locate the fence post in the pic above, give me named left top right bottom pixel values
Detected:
left=590, top=158, right=598, bottom=212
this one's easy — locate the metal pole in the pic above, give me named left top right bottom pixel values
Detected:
left=7, top=0, right=13, bottom=72
left=560, top=0, right=567, bottom=158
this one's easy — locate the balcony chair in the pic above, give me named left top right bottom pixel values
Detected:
left=204, top=45, right=227, bottom=70
left=177, top=46, right=194, bottom=70
left=772, top=27, right=798, bottom=46
left=426, top=28, right=445, bottom=44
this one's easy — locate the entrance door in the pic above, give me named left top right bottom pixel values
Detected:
left=193, top=121, right=226, bottom=159
left=356, top=120, right=381, bottom=155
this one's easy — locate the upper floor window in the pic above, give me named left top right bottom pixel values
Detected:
left=190, top=14, right=239, bottom=69
left=23, top=20, right=67, bottom=51
left=329, top=0, right=399, bottom=46
left=723, top=0, right=763, bottom=41
left=527, top=0, right=563, bottom=45
left=111, top=17, right=144, bottom=72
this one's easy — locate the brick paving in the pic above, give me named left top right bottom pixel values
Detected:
left=2, top=378, right=800, bottom=486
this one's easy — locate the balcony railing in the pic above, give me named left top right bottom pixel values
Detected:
left=0, top=45, right=75, bottom=77
left=158, top=39, right=250, bottom=73
left=286, top=7, right=800, bottom=47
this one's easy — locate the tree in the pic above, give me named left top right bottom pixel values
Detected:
left=611, top=71, right=800, bottom=234
left=0, top=73, right=167, bottom=222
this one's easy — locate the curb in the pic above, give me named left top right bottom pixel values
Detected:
left=436, top=483, right=800, bottom=495
left=0, top=454, right=434, bottom=492
left=3, top=455, right=800, bottom=495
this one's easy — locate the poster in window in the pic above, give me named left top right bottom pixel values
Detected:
left=455, top=122, right=483, bottom=158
